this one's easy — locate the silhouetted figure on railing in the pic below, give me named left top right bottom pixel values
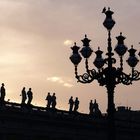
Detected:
left=68, top=96, right=74, bottom=112
left=46, top=92, right=52, bottom=108
left=27, top=88, right=33, bottom=105
left=74, top=97, right=79, bottom=112
left=0, top=83, right=6, bottom=104
left=89, top=100, right=94, bottom=115
left=21, top=87, right=27, bottom=104
left=51, top=93, right=56, bottom=109
left=93, top=99, right=102, bottom=117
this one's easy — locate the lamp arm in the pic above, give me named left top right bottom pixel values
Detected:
left=131, top=68, right=140, bottom=81
left=119, top=72, right=132, bottom=85
left=75, top=67, right=98, bottom=84
left=85, top=58, right=90, bottom=73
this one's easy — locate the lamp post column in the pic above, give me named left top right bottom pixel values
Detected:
left=103, top=7, right=116, bottom=139
left=106, top=84, right=116, bottom=140
left=70, top=7, right=140, bottom=140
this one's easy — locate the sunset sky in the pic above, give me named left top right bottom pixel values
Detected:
left=0, top=0, right=140, bottom=113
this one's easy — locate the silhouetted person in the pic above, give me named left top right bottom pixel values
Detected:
left=51, top=93, right=56, bottom=109
left=69, top=96, right=74, bottom=112
left=93, top=99, right=102, bottom=117
left=27, top=88, right=33, bottom=105
left=46, top=92, right=52, bottom=108
left=93, top=99, right=98, bottom=112
left=89, top=100, right=94, bottom=115
left=21, top=87, right=27, bottom=104
left=74, top=97, right=79, bottom=112
left=0, top=83, right=6, bottom=103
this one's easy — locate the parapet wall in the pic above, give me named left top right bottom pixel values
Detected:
left=0, top=102, right=139, bottom=140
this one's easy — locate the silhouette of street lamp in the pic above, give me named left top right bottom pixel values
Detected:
left=70, top=7, right=140, bottom=140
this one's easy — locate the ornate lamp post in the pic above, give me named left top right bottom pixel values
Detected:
left=70, top=7, right=140, bottom=140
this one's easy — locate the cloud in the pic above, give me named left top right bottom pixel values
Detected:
left=47, top=76, right=73, bottom=88
left=47, top=77, right=62, bottom=82
left=64, top=40, right=73, bottom=46
left=63, top=83, right=73, bottom=88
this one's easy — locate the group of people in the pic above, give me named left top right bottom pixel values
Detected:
left=0, top=83, right=33, bottom=105
left=68, top=97, right=101, bottom=115
left=45, top=92, right=57, bottom=109
left=68, top=96, right=80, bottom=112
left=0, top=83, right=101, bottom=116
left=21, top=87, right=33, bottom=105
left=89, top=99, right=101, bottom=116
left=0, top=83, right=57, bottom=110
left=45, top=95, right=80, bottom=112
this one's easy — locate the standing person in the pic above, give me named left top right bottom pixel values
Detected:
left=46, top=92, right=52, bottom=108
left=74, top=97, right=79, bottom=112
left=51, top=93, right=56, bottom=109
left=27, top=88, right=33, bottom=105
left=93, top=99, right=102, bottom=117
left=93, top=99, right=98, bottom=113
left=21, top=87, right=27, bottom=104
left=89, top=100, right=94, bottom=115
left=68, top=96, right=74, bottom=112
left=0, top=83, right=6, bottom=103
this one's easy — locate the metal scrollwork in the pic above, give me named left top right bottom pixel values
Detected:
left=120, top=72, right=132, bottom=85
left=82, top=73, right=91, bottom=81
left=76, top=69, right=98, bottom=83
left=89, top=69, right=97, bottom=77
left=76, top=73, right=92, bottom=83
left=132, top=70, right=140, bottom=80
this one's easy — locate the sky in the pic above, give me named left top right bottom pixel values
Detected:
left=0, top=0, right=140, bottom=113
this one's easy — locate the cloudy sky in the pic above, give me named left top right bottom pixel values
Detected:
left=0, top=0, right=140, bottom=113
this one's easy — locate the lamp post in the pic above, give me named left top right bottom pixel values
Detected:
left=70, top=7, right=140, bottom=140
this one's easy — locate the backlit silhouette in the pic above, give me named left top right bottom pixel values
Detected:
left=21, top=87, right=27, bottom=104
left=0, top=83, right=6, bottom=103
left=74, top=97, right=79, bottom=112
left=51, top=93, right=56, bottom=109
left=27, top=88, right=33, bottom=105
left=68, top=96, right=74, bottom=112
left=46, top=92, right=52, bottom=108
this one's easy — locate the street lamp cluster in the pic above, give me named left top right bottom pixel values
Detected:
left=70, top=7, right=140, bottom=115
left=69, top=7, right=140, bottom=140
